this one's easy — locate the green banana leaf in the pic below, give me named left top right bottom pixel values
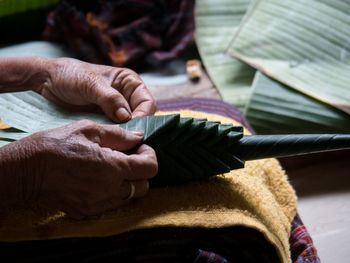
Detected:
left=195, top=0, right=256, bottom=110
left=0, top=127, right=30, bottom=140
left=227, top=0, right=350, bottom=114
left=1, top=91, right=350, bottom=187
left=0, top=91, right=113, bottom=133
left=245, top=72, right=350, bottom=134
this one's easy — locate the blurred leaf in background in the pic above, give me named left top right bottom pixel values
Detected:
left=227, top=0, right=350, bottom=115
left=245, top=72, right=350, bottom=134
left=195, top=0, right=255, bottom=111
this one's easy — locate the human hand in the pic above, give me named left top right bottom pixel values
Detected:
left=0, top=120, right=157, bottom=219
left=37, top=57, right=156, bottom=122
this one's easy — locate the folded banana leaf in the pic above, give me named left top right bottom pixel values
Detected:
left=227, top=0, right=350, bottom=114
left=195, top=0, right=255, bottom=110
left=1, top=91, right=350, bottom=186
left=244, top=72, right=350, bottom=134
left=119, top=116, right=350, bottom=186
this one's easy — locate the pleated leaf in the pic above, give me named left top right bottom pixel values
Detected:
left=195, top=0, right=256, bottom=110
left=245, top=72, right=350, bottom=134
left=118, top=115, right=180, bottom=142
left=227, top=0, right=350, bottom=114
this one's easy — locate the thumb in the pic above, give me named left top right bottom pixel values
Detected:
left=96, top=125, right=144, bottom=151
left=90, top=80, right=132, bottom=123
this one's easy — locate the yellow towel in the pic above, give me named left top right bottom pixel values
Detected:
left=0, top=110, right=297, bottom=263
left=0, top=119, right=10, bottom=129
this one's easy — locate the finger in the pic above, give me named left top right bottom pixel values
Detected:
left=82, top=180, right=150, bottom=216
left=121, top=180, right=150, bottom=199
left=90, top=79, right=132, bottom=123
left=124, top=144, right=158, bottom=180
left=129, top=88, right=157, bottom=119
left=112, top=68, right=156, bottom=118
left=41, top=88, right=103, bottom=112
left=92, top=125, right=144, bottom=151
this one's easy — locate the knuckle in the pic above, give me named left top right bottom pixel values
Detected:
left=78, top=119, right=100, bottom=132
left=122, top=75, right=136, bottom=87
left=113, top=125, right=128, bottom=140
left=120, top=69, right=141, bottom=86
left=76, top=119, right=101, bottom=140
left=104, top=90, right=123, bottom=105
left=121, top=67, right=137, bottom=76
left=77, top=119, right=96, bottom=127
left=117, top=157, right=132, bottom=174
left=150, top=100, right=157, bottom=113
left=127, top=154, right=157, bottom=177
left=142, top=147, right=158, bottom=176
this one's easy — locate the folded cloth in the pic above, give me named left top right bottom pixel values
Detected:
left=0, top=110, right=297, bottom=263
left=157, top=98, right=320, bottom=263
left=42, top=0, right=195, bottom=67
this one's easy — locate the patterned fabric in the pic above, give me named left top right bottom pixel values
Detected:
left=157, top=98, right=254, bottom=134
left=289, top=214, right=321, bottom=263
left=157, top=98, right=321, bottom=263
left=43, top=0, right=195, bottom=68
left=194, top=250, right=229, bottom=263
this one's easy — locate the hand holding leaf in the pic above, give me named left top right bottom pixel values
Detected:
left=0, top=120, right=157, bottom=219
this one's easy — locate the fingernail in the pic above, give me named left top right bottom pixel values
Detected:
left=116, top=108, right=131, bottom=122
left=131, top=130, right=143, bottom=137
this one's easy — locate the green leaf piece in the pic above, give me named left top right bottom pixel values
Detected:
left=118, top=114, right=180, bottom=142
left=188, top=121, right=220, bottom=145
left=146, top=117, right=193, bottom=147
left=245, top=72, right=350, bottom=134
left=0, top=128, right=31, bottom=140
left=0, top=91, right=113, bottom=133
left=195, top=0, right=256, bottom=110
left=172, top=118, right=208, bottom=146
left=227, top=0, right=350, bottom=114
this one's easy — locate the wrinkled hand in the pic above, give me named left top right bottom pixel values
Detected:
left=1, top=120, right=157, bottom=219
left=39, top=57, right=156, bottom=122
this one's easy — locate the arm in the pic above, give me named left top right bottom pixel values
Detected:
left=0, top=57, right=49, bottom=93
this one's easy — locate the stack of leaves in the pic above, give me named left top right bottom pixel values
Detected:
left=1, top=92, right=350, bottom=186
left=195, top=0, right=350, bottom=134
